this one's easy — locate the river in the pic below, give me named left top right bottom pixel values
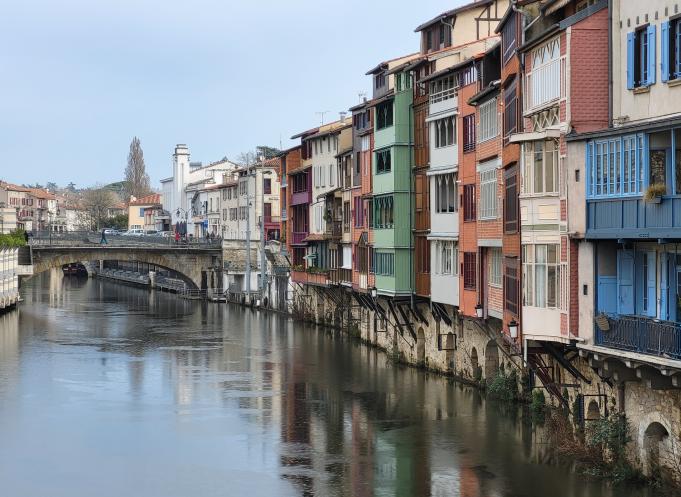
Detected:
left=0, top=271, right=656, bottom=497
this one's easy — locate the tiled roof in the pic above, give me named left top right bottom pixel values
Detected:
left=0, top=181, right=31, bottom=193
left=129, top=193, right=161, bottom=206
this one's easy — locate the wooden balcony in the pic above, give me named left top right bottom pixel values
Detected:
left=586, top=196, right=681, bottom=239
left=596, top=315, right=681, bottom=360
left=325, top=220, right=342, bottom=238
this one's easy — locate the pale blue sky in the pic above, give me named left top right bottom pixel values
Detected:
left=1, top=0, right=458, bottom=188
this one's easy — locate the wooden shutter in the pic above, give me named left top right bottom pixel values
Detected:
left=647, top=25, right=657, bottom=85
left=627, top=32, right=635, bottom=89
left=662, top=21, right=670, bottom=82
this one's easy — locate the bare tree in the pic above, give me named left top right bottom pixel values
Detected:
left=80, top=187, right=118, bottom=231
left=235, top=146, right=281, bottom=166
left=124, top=137, right=150, bottom=200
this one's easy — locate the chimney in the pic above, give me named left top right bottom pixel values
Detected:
left=339, top=111, right=347, bottom=121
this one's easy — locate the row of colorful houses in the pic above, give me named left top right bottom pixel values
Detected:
left=273, top=0, right=681, bottom=472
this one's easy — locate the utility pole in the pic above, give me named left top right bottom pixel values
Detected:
left=245, top=157, right=252, bottom=304
left=259, top=161, right=268, bottom=303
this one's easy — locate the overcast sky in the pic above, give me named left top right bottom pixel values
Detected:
left=0, top=0, right=459, bottom=189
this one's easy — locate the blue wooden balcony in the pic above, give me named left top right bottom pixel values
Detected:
left=586, top=197, right=681, bottom=239
left=596, top=315, right=681, bottom=360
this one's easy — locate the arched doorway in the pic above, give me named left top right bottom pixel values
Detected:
left=644, top=422, right=670, bottom=476
left=416, top=327, right=426, bottom=365
left=471, top=347, right=479, bottom=379
left=586, top=400, right=600, bottom=421
left=484, top=340, right=500, bottom=379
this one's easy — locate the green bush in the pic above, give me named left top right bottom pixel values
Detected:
left=531, top=389, right=546, bottom=418
left=487, top=368, right=519, bottom=402
left=0, top=230, right=26, bottom=247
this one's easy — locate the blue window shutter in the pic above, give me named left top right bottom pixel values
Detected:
left=662, top=21, right=670, bottom=82
left=647, top=24, right=657, bottom=85
left=586, top=142, right=593, bottom=198
left=617, top=250, right=635, bottom=315
left=627, top=32, right=635, bottom=89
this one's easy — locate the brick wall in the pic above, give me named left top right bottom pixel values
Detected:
left=569, top=8, right=609, bottom=133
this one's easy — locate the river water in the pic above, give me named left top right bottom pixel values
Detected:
left=0, top=271, right=655, bottom=497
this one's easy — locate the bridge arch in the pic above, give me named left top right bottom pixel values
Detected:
left=29, top=246, right=222, bottom=292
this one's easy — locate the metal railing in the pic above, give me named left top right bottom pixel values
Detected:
left=292, top=232, right=308, bottom=244
left=29, top=231, right=222, bottom=249
left=325, top=221, right=342, bottom=238
left=429, top=87, right=457, bottom=105
left=596, top=315, right=681, bottom=360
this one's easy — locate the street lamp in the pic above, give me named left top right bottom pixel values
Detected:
left=370, top=287, right=378, bottom=299
left=475, top=303, right=483, bottom=319
left=509, top=319, right=519, bottom=339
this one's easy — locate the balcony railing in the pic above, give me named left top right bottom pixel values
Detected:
left=325, top=220, right=342, bottom=238
left=429, top=87, right=457, bottom=105
left=292, top=232, right=308, bottom=244
left=596, top=315, right=681, bottom=360
left=262, top=215, right=281, bottom=225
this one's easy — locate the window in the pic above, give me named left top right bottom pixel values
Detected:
left=373, top=195, right=394, bottom=229
left=263, top=178, right=271, bottom=194
left=292, top=173, right=307, bottom=193
left=375, top=72, right=386, bottom=89
left=502, top=12, right=517, bottom=63
left=489, top=248, right=502, bottom=287
left=435, top=172, right=457, bottom=213
left=503, top=79, right=518, bottom=138
left=529, top=38, right=561, bottom=108
left=504, top=257, right=519, bottom=315
left=522, top=140, right=559, bottom=194
left=463, top=184, right=476, bottom=221
left=479, top=168, right=498, bottom=219
left=627, top=26, right=656, bottom=89
left=374, top=251, right=394, bottom=276
left=353, top=196, right=364, bottom=227
left=426, top=30, right=433, bottom=51
left=461, top=65, right=477, bottom=86
left=139, top=208, right=144, bottom=217
left=463, top=252, right=476, bottom=290
left=463, top=114, right=476, bottom=152
left=504, top=166, right=518, bottom=233
left=329, top=164, right=335, bottom=187
left=586, top=134, right=644, bottom=198
left=434, top=116, right=456, bottom=148
left=376, top=101, right=393, bottom=129
left=478, top=98, right=498, bottom=142
left=522, top=244, right=564, bottom=309
left=435, top=240, right=457, bottom=275
left=376, top=149, right=391, bottom=174
left=416, top=237, right=430, bottom=274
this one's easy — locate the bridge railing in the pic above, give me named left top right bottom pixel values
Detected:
left=29, top=231, right=222, bottom=249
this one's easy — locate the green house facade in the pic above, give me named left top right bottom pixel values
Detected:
left=372, top=70, right=414, bottom=297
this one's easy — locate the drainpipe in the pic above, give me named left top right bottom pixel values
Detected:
left=409, top=94, right=415, bottom=310
left=608, top=0, right=613, bottom=127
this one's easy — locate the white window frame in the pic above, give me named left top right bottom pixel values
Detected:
left=479, top=168, right=498, bottom=220
left=522, top=140, right=559, bottom=195
left=478, top=97, right=498, bottom=143
left=435, top=240, right=458, bottom=275
left=434, top=116, right=456, bottom=148
left=435, top=172, right=457, bottom=213
left=522, top=244, right=566, bottom=310
left=489, top=248, right=502, bottom=287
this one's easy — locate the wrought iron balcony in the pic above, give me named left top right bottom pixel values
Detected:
left=325, top=220, right=342, bottom=238
left=596, top=315, right=681, bottom=360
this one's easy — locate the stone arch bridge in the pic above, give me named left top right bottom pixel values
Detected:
left=28, top=238, right=222, bottom=291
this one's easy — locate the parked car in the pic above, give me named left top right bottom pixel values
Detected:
left=103, top=228, right=120, bottom=235
left=123, top=229, right=145, bottom=236
left=144, top=230, right=159, bottom=236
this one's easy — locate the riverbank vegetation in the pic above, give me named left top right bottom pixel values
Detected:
left=0, top=230, right=26, bottom=247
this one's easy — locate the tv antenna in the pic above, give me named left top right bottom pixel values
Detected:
left=316, top=111, right=330, bottom=125
left=358, top=91, right=367, bottom=103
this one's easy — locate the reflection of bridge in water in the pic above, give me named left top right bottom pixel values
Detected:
left=26, top=232, right=223, bottom=293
